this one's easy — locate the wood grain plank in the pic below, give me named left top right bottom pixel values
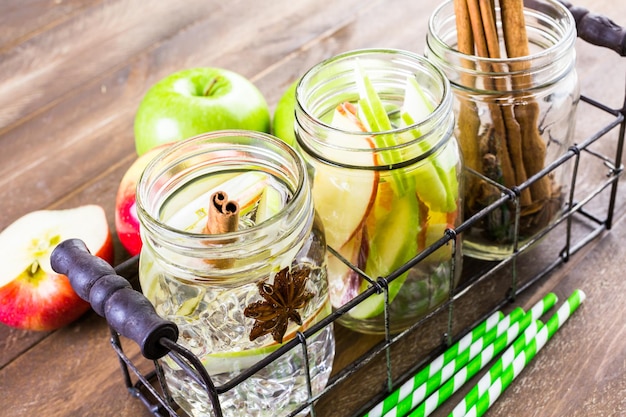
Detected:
left=0, top=0, right=625, bottom=416
left=0, top=313, right=153, bottom=417
left=0, top=0, right=100, bottom=51
left=476, top=218, right=626, bottom=417
left=0, top=0, right=238, bottom=132
left=0, top=0, right=366, bottom=232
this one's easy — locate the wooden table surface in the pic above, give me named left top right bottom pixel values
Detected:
left=1, top=1, right=625, bottom=416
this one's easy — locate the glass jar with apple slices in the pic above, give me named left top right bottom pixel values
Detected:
left=136, top=131, right=334, bottom=417
left=295, top=48, right=463, bottom=334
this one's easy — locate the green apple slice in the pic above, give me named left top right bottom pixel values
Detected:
left=354, top=63, right=393, bottom=133
left=354, top=62, right=413, bottom=197
left=312, top=103, right=378, bottom=250
left=255, top=186, right=284, bottom=223
left=420, top=222, right=453, bottom=263
left=200, top=342, right=282, bottom=375
left=348, top=192, right=420, bottom=320
left=400, top=76, right=457, bottom=213
left=403, top=75, right=434, bottom=123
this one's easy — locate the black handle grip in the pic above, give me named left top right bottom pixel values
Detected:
left=559, top=0, right=626, bottom=56
left=51, top=239, right=178, bottom=360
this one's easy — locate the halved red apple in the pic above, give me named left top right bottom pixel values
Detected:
left=0, top=205, right=114, bottom=331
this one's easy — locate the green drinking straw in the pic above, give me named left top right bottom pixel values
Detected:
left=449, top=293, right=565, bottom=416
left=460, top=289, right=586, bottom=417
left=363, top=310, right=506, bottom=417
left=406, top=321, right=543, bottom=417
left=448, top=321, right=544, bottom=417
left=381, top=292, right=557, bottom=417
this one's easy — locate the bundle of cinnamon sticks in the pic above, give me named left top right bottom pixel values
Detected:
left=454, top=0, right=561, bottom=241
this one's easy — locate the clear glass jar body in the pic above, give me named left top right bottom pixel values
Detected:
left=295, top=49, right=463, bottom=334
left=136, top=131, right=334, bottom=417
left=426, top=0, right=580, bottom=260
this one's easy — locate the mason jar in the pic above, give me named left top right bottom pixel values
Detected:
left=426, top=0, right=580, bottom=260
left=136, top=131, right=335, bottom=417
left=295, top=48, right=463, bottom=334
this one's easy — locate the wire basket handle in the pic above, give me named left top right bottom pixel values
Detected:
left=51, top=238, right=179, bottom=360
left=559, top=0, right=626, bottom=56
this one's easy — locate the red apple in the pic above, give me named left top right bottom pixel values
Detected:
left=0, top=205, right=114, bottom=331
left=115, top=145, right=169, bottom=256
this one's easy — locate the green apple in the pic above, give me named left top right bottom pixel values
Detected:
left=134, top=67, right=271, bottom=155
left=271, top=79, right=299, bottom=147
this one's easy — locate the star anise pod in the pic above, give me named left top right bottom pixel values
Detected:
left=243, top=266, right=314, bottom=343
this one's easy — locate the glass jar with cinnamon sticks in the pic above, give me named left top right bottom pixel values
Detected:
left=426, top=0, right=579, bottom=260
left=295, top=49, right=463, bottom=334
left=135, top=131, right=335, bottom=417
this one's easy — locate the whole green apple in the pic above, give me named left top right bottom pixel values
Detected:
left=134, top=67, right=271, bottom=155
left=271, top=79, right=299, bottom=147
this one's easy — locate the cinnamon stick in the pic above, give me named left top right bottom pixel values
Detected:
left=465, top=0, right=518, bottom=194
left=500, top=0, right=551, bottom=206
left=454, top=0, right=475, bottom=56
left=454, top=0, right=483, bottom=201
left=500, top=0, right=530, bottom=58
left=479, top=0, right=499, bottom=58
left=205, top=191, right=239, bottom=235
left=479, top=0, right=532, bottom=206
left=204, top=191, right=239, bottom=268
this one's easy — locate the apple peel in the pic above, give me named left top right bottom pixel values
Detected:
left=312, top=103, right=379, bottom=250
left=0, top=205, right=114, bottom=331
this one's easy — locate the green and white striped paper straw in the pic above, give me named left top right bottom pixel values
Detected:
left=448, top=321, right=545, bottom=417
left=449, top=293, right=563, bottom=417
left=363, top=310, right=506, bottom=417
left=380, top=292, right=556, bottom=417
left=461, top=289, right=586, bottom=417
left=406, top=320, right=543, bottom=417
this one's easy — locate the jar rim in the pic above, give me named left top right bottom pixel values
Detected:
left=295, top=48, right=454, bottom=166
left=296, top=48, right=451, bottom=139
left=136, top=129, right=309, bottom=243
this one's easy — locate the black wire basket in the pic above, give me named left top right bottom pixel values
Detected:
left=50, top=2, right=626, bottom=416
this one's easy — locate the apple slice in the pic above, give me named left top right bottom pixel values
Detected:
left=348, top=192, right=420, bottom=320
left=400, top=76, right=458, bottom=213
left=0, top=205, right=114, bottom=331
left=402, top=75, right=434, bottom=123
left=255, top=185, right=284, bottom=223
left=327, top=228, right=366, bottom=308
left=312, top=103, right=378, bottom=250
left=353, top=62, right=413, bottom=197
